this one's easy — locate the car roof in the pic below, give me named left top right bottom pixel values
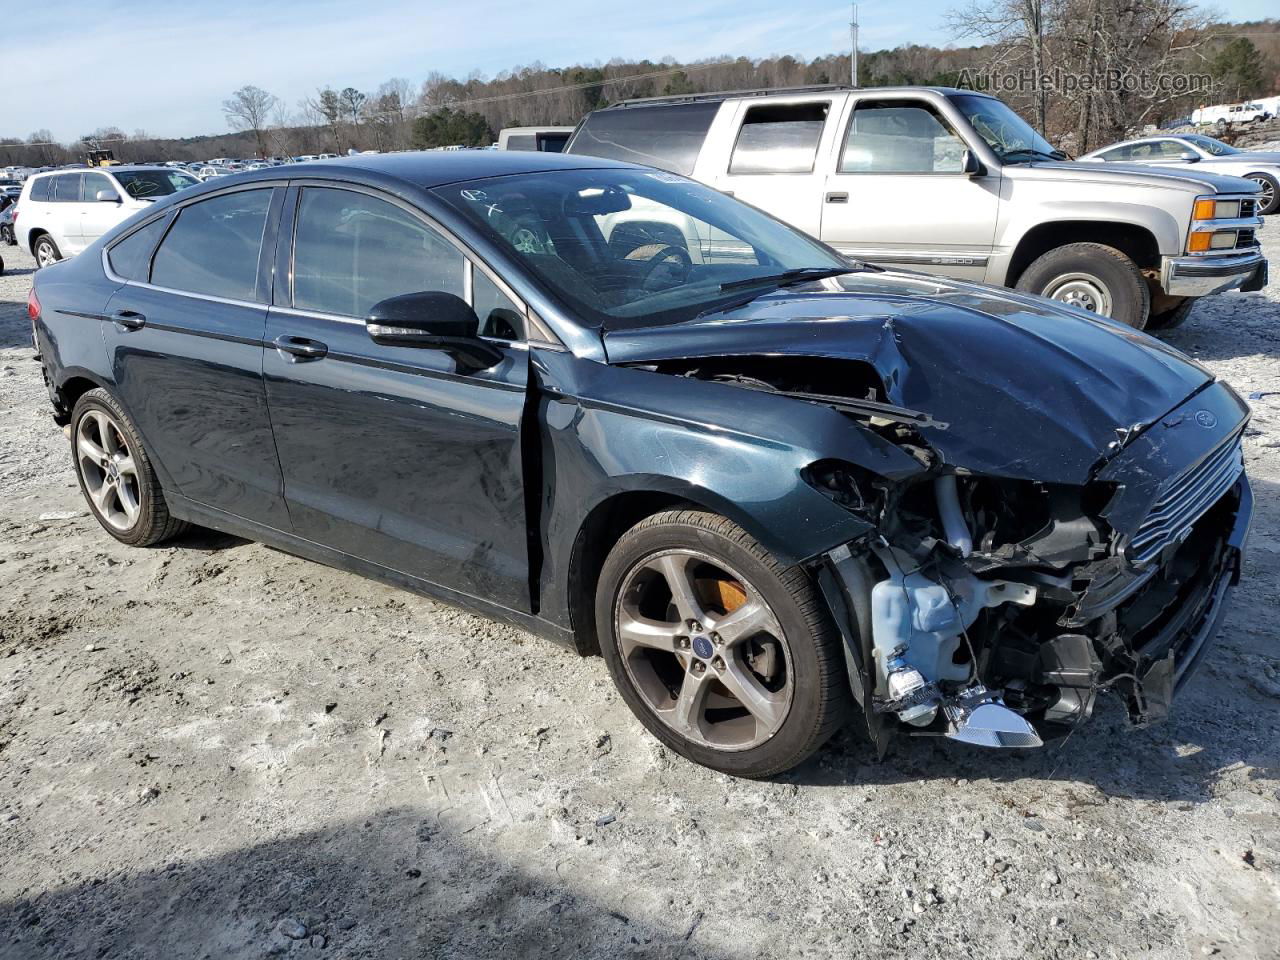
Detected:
left=605, top=84, right=984, bottom=108
left=196, top=150, right=638, bottom=191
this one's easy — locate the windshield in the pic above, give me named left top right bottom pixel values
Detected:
left=951, top=94, right=1064, bottom=162
left=113, top=169, right=200, bottom=199
left=1181, top=135, right=1239, bottom=157
left=432, top=168, right=849, bottom=329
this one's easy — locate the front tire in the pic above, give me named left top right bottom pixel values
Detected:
left=1145, top=297, right=1196, bottom=331
left=1246, top=172, right=1279, bottom=215
left=596, top=509, right=849, bottom=778
left=71, top=389, right=188, bottom=547
left=33, top=234, right=61, bottom=268
left=1015, top=242, right=1150, bottom=329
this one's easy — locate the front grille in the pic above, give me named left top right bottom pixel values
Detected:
left=1236, top=228, right=1257, bottom=248
left=1241, top=198, right=1258, bottom=219
left=1129, top=435, right=1244, bottom=566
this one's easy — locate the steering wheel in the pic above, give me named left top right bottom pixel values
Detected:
left=631, top=243, right=694, bottom=291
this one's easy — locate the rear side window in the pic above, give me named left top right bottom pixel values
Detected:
left=1096, top=145, right=1131, bottom=161
left=53, top=174, right=82, bottom=202
left=568, top=101, right=720, bottom=176
left=730, top=103, right=829, bottom=174
left=151, top=189, right=272, bottom=300
left=108, top=218, right=168, bottom=281
left=30, top=177, right=52, bottom=201
left=505, top=134, right=536, bottom=151
left=292, top=188, right=465, bottom=317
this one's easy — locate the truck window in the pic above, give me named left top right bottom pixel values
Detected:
left=841, top=102, right=965, bottom=173
left=567, top=101, right=720, bottom=176
left=729, top=103, right=829, bottom=174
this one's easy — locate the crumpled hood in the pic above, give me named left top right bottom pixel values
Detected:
left=603, top=273, right=1214, bottom=484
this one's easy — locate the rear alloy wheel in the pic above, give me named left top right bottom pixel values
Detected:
left=1245, top=173, right=1279, bottom=215
left=33, top=235, right=61, bottom=268
left=71, top=389, right=188, bottom=546
left=596, top=510, right=848, bottom=777
left=1015, top=241, right=1150, bottom=329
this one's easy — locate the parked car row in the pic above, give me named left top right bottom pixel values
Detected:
left=28, top=145, right=1255, bottom=774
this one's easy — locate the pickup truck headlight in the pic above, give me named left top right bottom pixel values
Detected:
left=1193, top=198, right=1241, bottom=220
left=1188, top=230, right=1239, bottom=252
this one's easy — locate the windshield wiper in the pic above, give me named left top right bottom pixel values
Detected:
left=719, top=266, right=866, bottom=293
left=1000, top=148, right=1067, bottom=164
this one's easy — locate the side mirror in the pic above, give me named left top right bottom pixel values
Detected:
left=366, top=291, right=503, bottom=370
left=961, top=149, right=983, bottom=177
left=96, top=188, right=121, bottom=203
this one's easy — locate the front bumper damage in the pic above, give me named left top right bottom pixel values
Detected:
left=815, top=391, right=1254, bottom=752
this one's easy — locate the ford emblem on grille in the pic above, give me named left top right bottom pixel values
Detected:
left=1194, top=410, right=1217, bottom=429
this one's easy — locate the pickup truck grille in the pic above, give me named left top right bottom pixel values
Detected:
left=1129, top=433, right=1244, bottom=567
left=1241, top=198, right=1258, bottom=219
left=1237, top=228, right=1257, bottom=248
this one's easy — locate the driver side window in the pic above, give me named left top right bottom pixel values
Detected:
left=842, top=102, right=966, bottom=173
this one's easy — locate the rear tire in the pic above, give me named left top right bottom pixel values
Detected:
left=33, top=234, right=61, bottom=268
left=1245, top=172, right=1279, bottom=215
left=596, top=509, right=849, bottom=778
left=70, top=389, right=189, bottom=547
left=1015, top=242, right=1150, bottom=329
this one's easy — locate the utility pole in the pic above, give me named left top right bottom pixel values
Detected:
left=850, top=4, right=859, bottom=87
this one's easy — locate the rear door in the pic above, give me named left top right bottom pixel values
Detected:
left=51, top=173, right=85, bottom=253
left=101, top=183, right=290, bottom=529
left=711, top=97, right=834, bottom=238
left=262, top=184, right=533, bottom=611
left=820, top=96, right=1000, bottom=281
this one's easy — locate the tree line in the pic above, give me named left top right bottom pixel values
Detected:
left=3, top=9, right=1277, bottom=167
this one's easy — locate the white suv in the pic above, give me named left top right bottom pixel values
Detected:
left=19, top=166, right=200, bottom=267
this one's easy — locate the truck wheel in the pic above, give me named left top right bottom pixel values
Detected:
left=33, top=234, right=62, bottom=268
left=1145, top=298, right=1195, bottom=331
left=1015, top=242, right=1150, bottom=329
left=1245, top=172, right=1278, bottom=215
left=596, top=509, right=849, bottom=778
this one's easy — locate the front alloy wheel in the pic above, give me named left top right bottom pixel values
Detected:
left=34, top=235, right=61, bottom=268
left=596, top=510, right=849, bottom=777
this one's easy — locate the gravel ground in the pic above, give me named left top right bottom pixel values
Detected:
left=0, top=220, right=1278, bottom=960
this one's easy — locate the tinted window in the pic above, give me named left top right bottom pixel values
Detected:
left=82, top=172, right=113, bottom=201
left=108, top=217, right=168, bottom=281
left=567, top=101, right=720, bottom=176
left=538, top=132, right=570, bottom=153
left=730, top=102, right=829, bottom=174
left=842, top=102, right=965, bottom=173
left=1096, top=145, right=1132, bottom=161
left=505, top=134, right=536, bottom=151
left=30, top=176, right=52, bottom=201
left=151, top=189, right=271, bottom=300
left=292, top=188, right=465, bottom=317
left=53, top=174, right=82, bottom=202
left=472, top=269, right=524, bottom=341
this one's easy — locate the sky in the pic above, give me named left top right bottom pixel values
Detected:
left=10, top=0, right=1279, bottom=143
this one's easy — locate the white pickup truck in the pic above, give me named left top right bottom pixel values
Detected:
left=567, top=85, right=1268, bottom=330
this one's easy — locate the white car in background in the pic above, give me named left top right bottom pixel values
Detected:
left=1080, top=133, right=1280, bottom=214
left=18, top=165, right=200, bottom=266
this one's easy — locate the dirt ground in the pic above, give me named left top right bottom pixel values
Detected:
left=1, top=215, right=1278, bottom=960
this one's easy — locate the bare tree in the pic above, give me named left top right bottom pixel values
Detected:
left=223, top=85, right=279, bottom=158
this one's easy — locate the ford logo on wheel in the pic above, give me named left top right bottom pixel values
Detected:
left=1194, top=410, right=1217, bottom=429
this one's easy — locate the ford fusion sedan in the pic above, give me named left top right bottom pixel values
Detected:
left=1082, top=133, right=1280, bottom=214
left=29, top=153, right=1252, bottom=776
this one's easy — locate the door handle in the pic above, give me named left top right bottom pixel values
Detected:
left=273, top=335, right=328, bottom=361
left=825, top=192, right=849, bottom=204
left=112, top=310, right=146, bottom=331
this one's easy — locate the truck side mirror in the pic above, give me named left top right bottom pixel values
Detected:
left=961, top=149, right=983, bottom=177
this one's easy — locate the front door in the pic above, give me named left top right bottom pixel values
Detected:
left=820, top=97, right=1000, bottom=281
left=101, top=185, right=290, bottom=529
left=711, top=98, right=834, bottom=237
left=263, top=185, right=533, bottom=612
